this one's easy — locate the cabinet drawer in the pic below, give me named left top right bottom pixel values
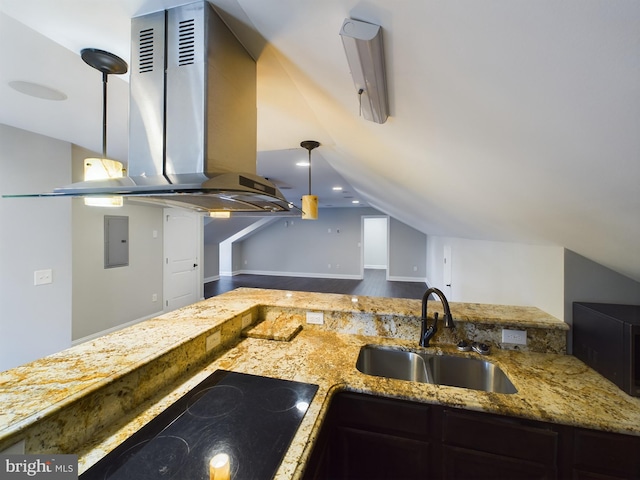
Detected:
left=573, top=428, right=640, bottom=476
left=442, top=445, right=556, bottom=480
left=334, top=392, right=431, bottom=440
left=442, top=409, right=558, bottom=464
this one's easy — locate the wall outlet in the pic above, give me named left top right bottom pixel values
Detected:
left=306, top=311, right=324, bottom=325
left=502, top=328, right=527, bottom=345
left=242, top=313, right=252, bottom=328
left=206, top=331, right=221, bottom=351
left=34, top=269, right=52, bottom=286
left=152, top=293, right=158, bottom=302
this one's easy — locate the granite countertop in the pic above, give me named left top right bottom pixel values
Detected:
left=76, top=326, right=640, bottom=478
left=1, top=288, right=637, bottom=479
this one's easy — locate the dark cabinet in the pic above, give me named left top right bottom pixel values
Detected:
left=441, top=409, right=559, bottom=479
left=303, top=392, right=640, bottom=480
left=304, top=392, right=433, bottom=479
left=572, top=428, right=640, bottom=479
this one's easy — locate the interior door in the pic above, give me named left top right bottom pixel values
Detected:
left=163, top=208, right=202, bottom=311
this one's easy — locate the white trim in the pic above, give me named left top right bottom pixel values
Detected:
left=204, top=274, right=220, bottom=283
left=234, top=269, right=363, bottom=280
left=364, top=264, right=387, bottom=270
left=388, top=275, right=428, bottom=283
left=71, top=310, right=163, bottom=346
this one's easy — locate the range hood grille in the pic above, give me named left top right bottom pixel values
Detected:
left=138, top=28, right=155, bottom=73
left=177, top=19, right=196, bottom=66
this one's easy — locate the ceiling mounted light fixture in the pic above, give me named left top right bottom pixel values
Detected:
left=8, top=80, right=67, bottom=101
left=339, top=18, right=389, bottom=124
left=80, top=48, right=128, bottom=207
left=300, top=140, right=320, bottom=220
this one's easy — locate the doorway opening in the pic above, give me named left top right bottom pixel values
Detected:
left=362, top=216, right=389, bottom=279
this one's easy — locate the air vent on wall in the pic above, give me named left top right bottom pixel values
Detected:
left=138, top=28, right=154, bottom=73
left=178, top=18, right=195, bottom=66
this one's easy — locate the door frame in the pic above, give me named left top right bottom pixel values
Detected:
left=360, top=215, right=390, bottom=279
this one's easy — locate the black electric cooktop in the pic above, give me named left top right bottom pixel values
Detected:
left=81, top=370, right=319, bottom=480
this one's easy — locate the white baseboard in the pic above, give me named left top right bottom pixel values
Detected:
left=235, top=269, right=362, bottom=280
left=387, top=275, right=428, bottom=284
left=364, top=264, right=387, bottom=270
left=72, top=310, right=164, bottom=346
left=204, top=270, right=426, bottom=283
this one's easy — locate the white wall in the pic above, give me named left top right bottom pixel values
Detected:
left=71, top=145, right=164, bottom=341
left=427, top=235, right=564, bottom=320
left=0, top=124, right=72, bottom=371
left=363, top=216, right=388, bottom=269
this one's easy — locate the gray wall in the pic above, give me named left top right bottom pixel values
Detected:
left=564, top=249, right=640, bottom=352
left=203, top=216, right=261, bottom=280
left=389, top=217, right=427, bottom=281
left=0, top=124, right=72, bottom=371
left=71, top=145, right=164, bottom=341
left=236, top=208, right=427, bottom=280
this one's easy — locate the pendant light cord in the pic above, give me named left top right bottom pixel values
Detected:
left=308, top=148, right=312, bottom=195
left=102, top=72, right=108, bottom=158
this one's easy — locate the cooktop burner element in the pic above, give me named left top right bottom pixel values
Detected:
left=81, top=370, right=319, bottom=480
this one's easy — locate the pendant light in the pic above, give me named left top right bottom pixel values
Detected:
left=81, top=48, right=128, bottom=207
left=300, top=140, right=320, bottom=220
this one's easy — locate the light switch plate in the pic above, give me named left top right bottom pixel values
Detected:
left=34, top=269, right=52, bottom=286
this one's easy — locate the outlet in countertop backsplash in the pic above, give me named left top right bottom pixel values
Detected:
left=257, top=303, right=568, bottom=355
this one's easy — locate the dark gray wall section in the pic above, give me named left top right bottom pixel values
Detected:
left=564, top=249, right=640, bottom=352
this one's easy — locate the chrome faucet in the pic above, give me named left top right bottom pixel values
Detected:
left=420, top=287, right=455, bottom=347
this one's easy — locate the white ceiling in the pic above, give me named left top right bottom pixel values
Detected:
left=0, top=0, right=639, bottom=282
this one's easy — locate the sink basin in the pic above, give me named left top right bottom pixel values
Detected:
left=356, top=345, right=517, bottom=394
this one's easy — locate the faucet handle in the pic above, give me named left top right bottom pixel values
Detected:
left=472, top=342, right=490, bottom=355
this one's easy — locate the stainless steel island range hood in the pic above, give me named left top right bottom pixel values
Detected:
left=8, top=1, right=297, bottom=215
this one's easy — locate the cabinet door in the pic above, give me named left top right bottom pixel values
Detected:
left=572, top=428, right=640, bottom=479
left=337, top=426, right=430, bottom=479
left=441, top=409, right=559, bottom=479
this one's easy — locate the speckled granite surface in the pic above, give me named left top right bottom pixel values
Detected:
left=2, top=288, right=632, bottom=480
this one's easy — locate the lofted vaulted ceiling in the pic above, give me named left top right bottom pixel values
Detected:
left=0, top=0, right=638, bottom=282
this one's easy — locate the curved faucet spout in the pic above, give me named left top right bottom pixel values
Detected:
left=420, top=287, right=454, bottom=347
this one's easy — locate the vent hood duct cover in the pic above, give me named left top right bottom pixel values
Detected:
left=6, top=1, right=297, bottom=215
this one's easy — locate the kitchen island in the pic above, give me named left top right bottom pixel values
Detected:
left=1, top=288, right=639, bottom=478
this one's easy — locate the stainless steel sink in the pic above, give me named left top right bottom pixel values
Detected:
left=356, top=344, right=517, bottom=394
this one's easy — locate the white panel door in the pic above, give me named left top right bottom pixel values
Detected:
left=164, top=208, right=201, bottom=311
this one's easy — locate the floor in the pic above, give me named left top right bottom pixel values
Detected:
left=204, top=269, right=427, bottom=300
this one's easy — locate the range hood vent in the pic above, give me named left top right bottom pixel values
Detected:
left=5, top=1, right=298, bottom=216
